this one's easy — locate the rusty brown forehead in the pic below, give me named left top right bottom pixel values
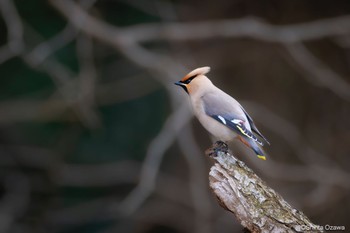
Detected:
left=180, top=73, right=194, bottom=82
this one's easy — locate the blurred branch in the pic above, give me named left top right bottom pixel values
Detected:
left=49, top=0, right=192, bottom=219
left=105, top=200, right=194, bottom=233
left=115, top=1, right=350, bottom=45
left=206, top=142, right=323, bottom=233
left=177, top=126, right=212, bottom=233
left=1, top=0, right=348, bottom=232
left=0, top=173, right=30, bottom=233
left=241, top=102, right=350, bottom=212
left=49, top=165, right=194, bottom=230
left=49, top=198, right=194, bottom=233
left=0, top=145, right=58, bottom=169
left=0, top=0, right=103, bottom=129
left=120, top=15, right=350, bottom=43
left=76, top=33, right=101, bottom=128
left=49, top=0, right=173, bottom=72
left=0, top=0, right=23, bottom=52
left=25, top=24, right=78, bottom=66
left=42, top=1, right=350, bottom=231
left=26, top=0, right=97, bottom=66
left=242, top=101, right=332, bottom=166
left=0, top=0, right=23, bottom=63
left=116, top=102, right=193, bottom=215
left=0, top=74, right=158, bottom=124
left=285, top=42, right=350, bottom=101
left=49, top=0, right=350, bottom=64
left=242, top=102, right=350, bottom=196
left=57, top=161, right=140, bottom=187
left=49, top=0, right=350, bottom=106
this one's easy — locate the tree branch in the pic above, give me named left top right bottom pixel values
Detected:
left=206, top=141, right=323, bottom=233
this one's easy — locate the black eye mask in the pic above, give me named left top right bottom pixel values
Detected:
left=182, top=75, right=197, bottom=84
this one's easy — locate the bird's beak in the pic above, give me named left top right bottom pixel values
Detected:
left=174, top=81, right=189, bottom=94
left=174, top=81, right=185, bottom=87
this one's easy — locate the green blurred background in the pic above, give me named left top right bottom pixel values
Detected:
left=0, top=0, right=350, bottom=232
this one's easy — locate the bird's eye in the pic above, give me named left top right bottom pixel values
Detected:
left=183, top=75, right=197, bottom=84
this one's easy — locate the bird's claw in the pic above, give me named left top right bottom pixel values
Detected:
left=206, top=141, right=229, bottom=157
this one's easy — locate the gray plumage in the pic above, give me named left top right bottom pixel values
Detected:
left=175, top=66, right=269, bottom=160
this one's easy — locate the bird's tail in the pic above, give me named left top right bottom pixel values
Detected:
left=239, top=136, right=266, bottom=160
left=248, top=138, right=266, bottom=160
left=252, top=144, right=266, bottom=160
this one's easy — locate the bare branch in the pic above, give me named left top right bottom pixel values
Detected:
left=49, top=0, right=165, bottom=70
left=57, top=161, right=140, bottom=187
left=49, top=0, right=350, bottom=104
left=0, top=45, right=16, bottom=64
left=76, top=33, right=101, bottom=128
left=0, top=74, right=158, bottom=124
left=120, top=16, right=350, bottom=44
left=26, top=0, right=97, bottom=65
left=0, top=0, right=24, bottom=53
left=177, top=126, right=213, bottom=233
left=116, top=103, right=193, bottom=215
left=0, top=0, right=24, bottom=63
left=0, top=173, right=30, bottom=233
left=26, top=24, right=78, bottom=66
left=285, top=42, right=350, bottom=101
left=207, top=142, right=323, bottom=233
left=242, top=101, right=333, bottom=165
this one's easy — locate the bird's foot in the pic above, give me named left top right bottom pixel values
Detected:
left=206, top=141, right=229, bottom=157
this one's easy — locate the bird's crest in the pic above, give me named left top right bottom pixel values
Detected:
left=180, top=66, right=210, bottom=84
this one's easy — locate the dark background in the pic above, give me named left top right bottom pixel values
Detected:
left=0, top=0, right=349, bottom=232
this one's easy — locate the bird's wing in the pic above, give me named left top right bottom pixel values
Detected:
left=202, top=93, right=264, bottom=146
left=210, top=115, right=264, bottom=146
left=239, top=104, right=270, bottom=145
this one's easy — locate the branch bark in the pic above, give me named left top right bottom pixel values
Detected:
left=206, top=141, right=323, bottom=233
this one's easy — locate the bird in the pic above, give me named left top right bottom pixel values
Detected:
left=174, top=66, right=270, bottom=160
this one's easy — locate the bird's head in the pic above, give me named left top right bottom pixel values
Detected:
left=174, top=66, right=212, bottom=95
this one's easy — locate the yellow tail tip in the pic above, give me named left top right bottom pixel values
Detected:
left=257, top=155, right=266, bottom=160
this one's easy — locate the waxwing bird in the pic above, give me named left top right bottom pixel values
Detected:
left=174, top=67, right=270, bottom=160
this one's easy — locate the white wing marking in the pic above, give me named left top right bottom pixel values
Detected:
left=217, top=115, right=226, bottom=125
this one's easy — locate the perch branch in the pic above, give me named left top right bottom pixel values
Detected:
left=206, top=141, right=322, bottom=233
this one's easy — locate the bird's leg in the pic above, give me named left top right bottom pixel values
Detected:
left=215, top=141, right=229, bottom=153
